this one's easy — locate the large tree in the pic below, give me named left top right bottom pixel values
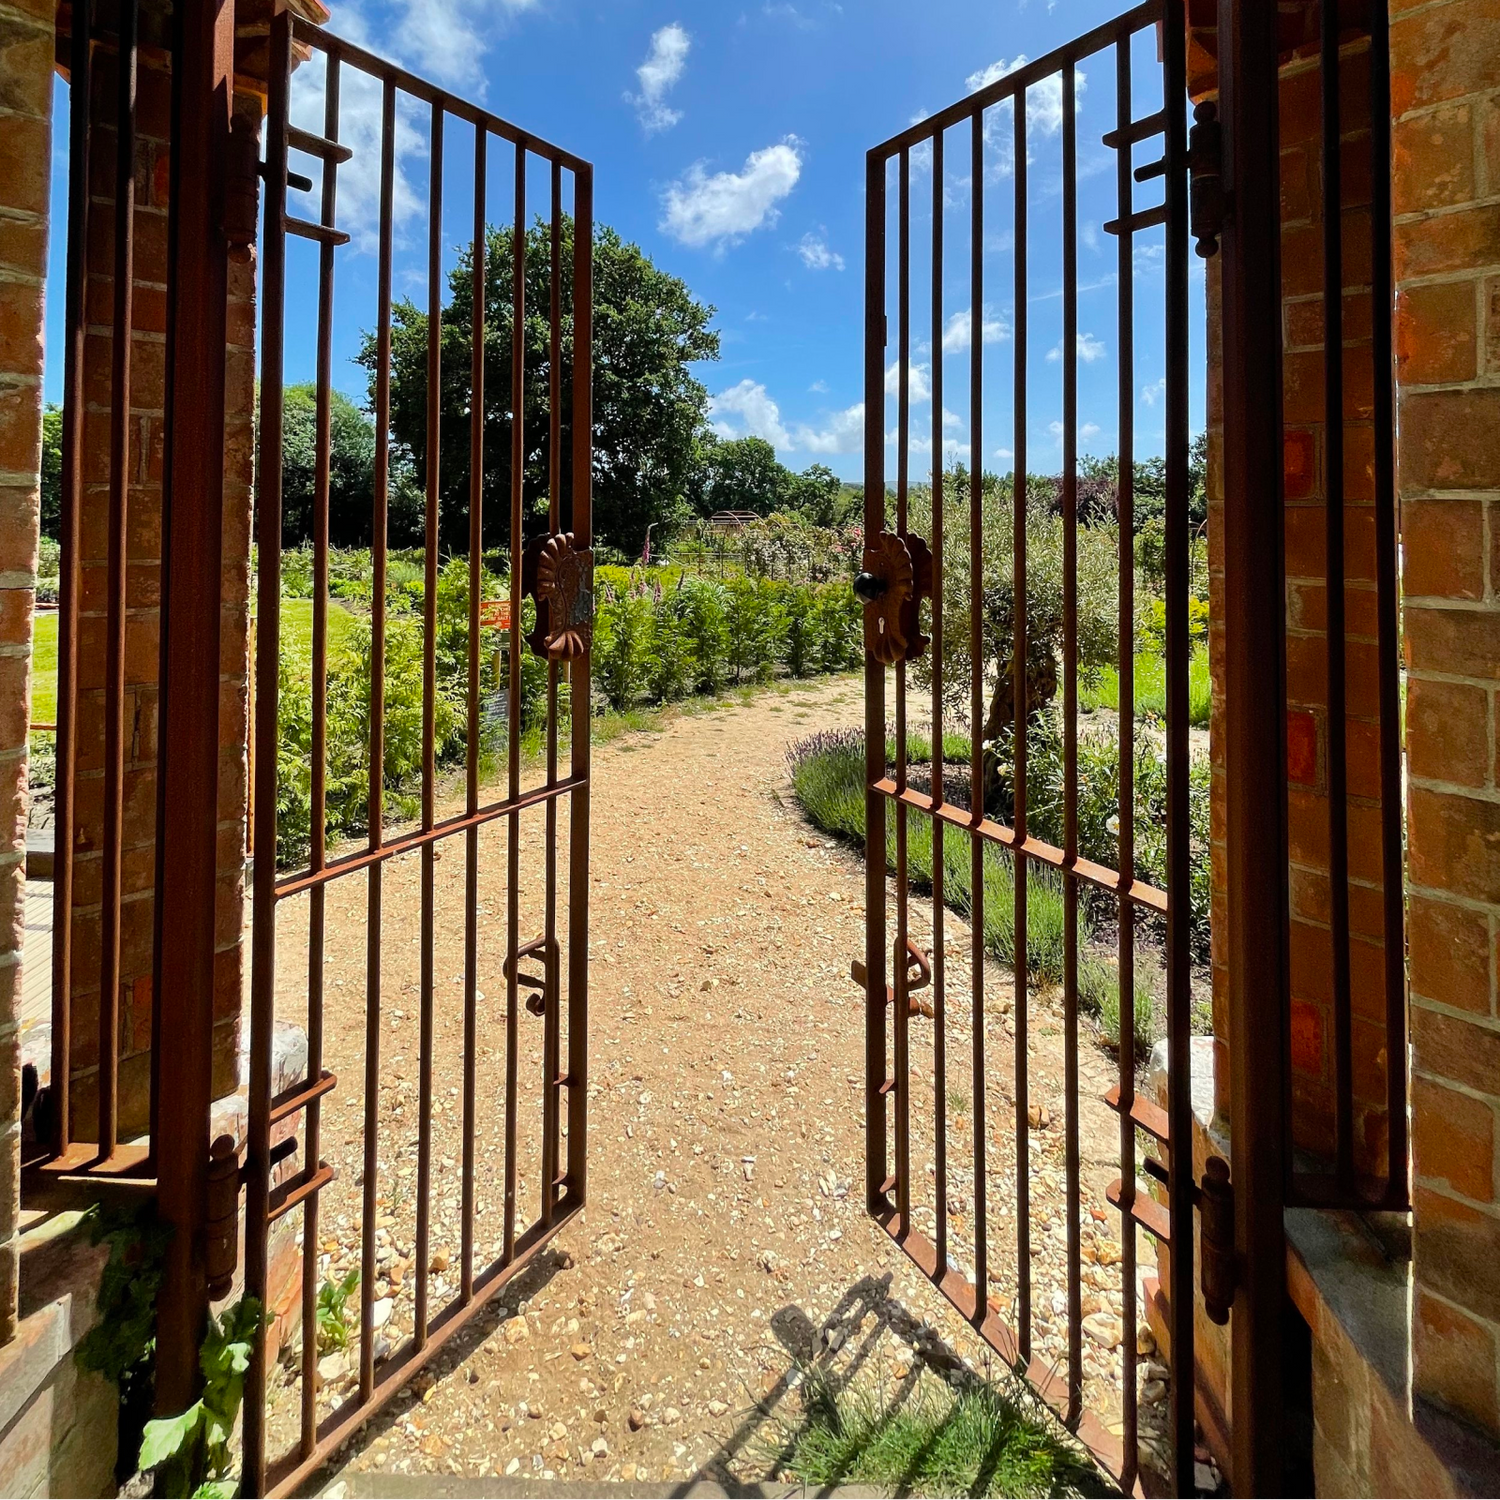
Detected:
left=363, top=217, right=719, bottom=556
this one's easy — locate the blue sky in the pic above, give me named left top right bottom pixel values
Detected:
left=45, top=0, right=1205, bottom=484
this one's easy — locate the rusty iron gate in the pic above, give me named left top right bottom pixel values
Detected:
left=859, top=2, right=1202, bottom=1491
left=244, top=12, right=593, bottom=1492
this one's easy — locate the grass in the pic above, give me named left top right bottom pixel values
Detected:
left=27, top=601, right=360, bottom=730
left=1080, top=646, right=1211, bottom=729
left=788, top=727, right=1160, bottom=1056
left=775, top=1371, right=1105, bottom=1498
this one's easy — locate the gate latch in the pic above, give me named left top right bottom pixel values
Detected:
left=521, top=533, right=595, bottom=661
left=1197, top=1154, right=1235, bottom=1325
left=850, top=937, right=935, bottom=1019
left=855, top=531, right=933, bottom=667
left=1188, top=101, right=1224, bottom=259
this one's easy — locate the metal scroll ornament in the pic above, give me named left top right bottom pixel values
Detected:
left=522, top=532, right=594, bottom=661
left=855, top=530, right=933, bottom=667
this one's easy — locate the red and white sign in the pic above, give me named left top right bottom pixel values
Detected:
left=479, top=600, right=512, bottom=631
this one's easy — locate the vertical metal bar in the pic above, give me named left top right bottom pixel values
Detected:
left=930, top=128, right=948, bottom=1280
left=565, top=167, right=592, bottom=1205
left=1321, top=0, right=1354, bottom=1195
left=863, top=148, right=889, bottom=1217
left=52, top=0, right=92, bottom=1160
left=301, top=50, right=341, bottom=1447
left=98, top=0, right=138, bottom=1160
left=503, top=144, right=525, bottom=1265
left=541, top=158, right=562, bottom=1231
left=155, top=0, right=235, bottom=1422
left=1219, top=1, right=1290, bottom=1487
left=967, top=114, right=987, bottom=1319
left=359, top=73, right=396, bottom=1407
left=894, top=149, right=911, bottom=1237
left=1113, top=35, right=1139, bottom=1492
left=1367, top=0, right=1407, bottom=1207
left=1162, top=3, right=1196, bottom=1490
left=1011, top=95, right=1031, bottom=1359
left=1060, top=61, right=1083, bottom=1423
left=416, top=99, right=442, bottom=1350
left=462, top=126, right=486, bottom=1302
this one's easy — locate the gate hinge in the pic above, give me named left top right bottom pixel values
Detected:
left=1197, top=1154, right=1235, bottom=1325
left=1188, top=101, right=1224, bottom=259
left=206, top=1133, right=244, bottom=1301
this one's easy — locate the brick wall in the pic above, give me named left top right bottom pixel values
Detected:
left=1392, top=0, right=1500, bottom=1442
left=0, top=0, right=53, bottom=1343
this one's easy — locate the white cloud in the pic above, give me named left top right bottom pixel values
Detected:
left=809, top=379, right=829, bottom=393
left=964, top=55, right=1085, bottom=178
left=1141, top=375, right=1167, bottom=407
left=797, top=232, right=845, bottom=271
left=795, top=402, right=865, bottom=455
left=941, top=306, right=1009, bottom=353
left=289, top=41, right=427, bottom=255
left=885, top=360, right=932, bottom=405
left=661, top=137, right=803, bottom=249
left=1049, top=419, right=1103, bottom=445
left=709, top=379, right=791, bottom=448
left=628, top=23, right=690, bottom=134
left=1047, top=332, right=1108, bottom=363
left=394, top=0, right=543, bottom=93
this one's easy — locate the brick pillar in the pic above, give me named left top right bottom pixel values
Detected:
left=1392, top=0, right=1500, bottom=1441
left=1204, top=22, right=1398, bottom=1179
left=63, top=11, right=255, bottom=1141
left=0, top=0, right=54, bottom=1342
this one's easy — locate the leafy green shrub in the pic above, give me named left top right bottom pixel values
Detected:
left=673, top=578, right=730, bottom=694
left=811, top=580, right=863, bottom=673
left=594, top=593, right=652, bottom=710
left=724, top=577, right=782, bottom=682
left=646, top=592, right=696, bottom=702
left=784, top=584, right=817, bottom=677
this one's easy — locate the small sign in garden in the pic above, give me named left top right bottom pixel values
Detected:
left=480, top=600, right=512, bottom=631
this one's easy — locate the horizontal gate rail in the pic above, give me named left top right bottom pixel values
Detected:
left=864, top=0, right=1196, bottom=1491
left=245, top=13, right=593, bottom=1493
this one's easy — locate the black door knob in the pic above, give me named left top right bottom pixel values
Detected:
left=853, top=572, right=887, bottom=603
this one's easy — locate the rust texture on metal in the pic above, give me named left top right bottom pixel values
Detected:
left=862, top=3, right=1197, bottom=1491
left=243, top=17, right=593, bottom=1493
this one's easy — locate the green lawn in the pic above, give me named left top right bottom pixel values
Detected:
left=27, top=600, right=359, bottom=729
left=1080, top=645, right=1212, bottom=728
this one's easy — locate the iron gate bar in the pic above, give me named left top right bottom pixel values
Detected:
left=1321, top=0, right=1354, bottom=1198
left=51, top=0, right=92, bottom=1160
left=300, top=44, right=341, bottom=1454
left=100, top=0, right=138, bottom=1161
left=1218, top=0, right=1291, bottom=1488
left=1160, top=8, right=1195, bottom=1488
left=1060, top=62, right=1084, bottom=1425
left=969, top=107, right=992, bottom=1338
left=864, top=2, right=1197, bottom=1490
left=1010, top=98, right=1031, bottom=1361
left=416, top=96, right=441, bottom=1352
left=1114, top=34, right=1139, bottom=1493
left=1369, top=0, right=1408, bottom=1208
left=929, top=128, right=948, bottom=1285
left=462, top=120, right=484, bottom=1308
left=246, top=14, right=594, bottom=1491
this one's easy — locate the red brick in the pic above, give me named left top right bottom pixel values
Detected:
left=1288, top=708, right=1320, bottom=787
left=1285, top=501, right=1326, bottom=576
left=1414, top=1183, right=1500, bottom=1322
left=1394, top=103, right=1478, bottom=214
left=1397, top=279, right=1479, bottom=385
left=1415, top=1075, right=1497, bottom=1202
left=1405, top=603, right=1500, bottom=680
left=1402, top=387, right=1500, bottom=491
left=1396, top=204, right=1500, bottom=281
left=1410, top=892, right=1492, bottom=1013
left=1290, top=918, right=1334, bottom=1008
left=1409, top=785, right=1500, bottom=903
left=1403, top=498, right=1486, bottom=601
left=1391, top=0, right=1500, bottom=114
left=1413, top=1004, right=1500, bottom=1096
left=1407, top=676, right=1490, bottom=789
left=1414, top=1288, right=1500, bottom=1436
left=1290, top=996, right=1325, bottom=1079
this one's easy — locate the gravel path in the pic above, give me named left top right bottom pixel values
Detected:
left=270, top=676, right=1159, bottom=1492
